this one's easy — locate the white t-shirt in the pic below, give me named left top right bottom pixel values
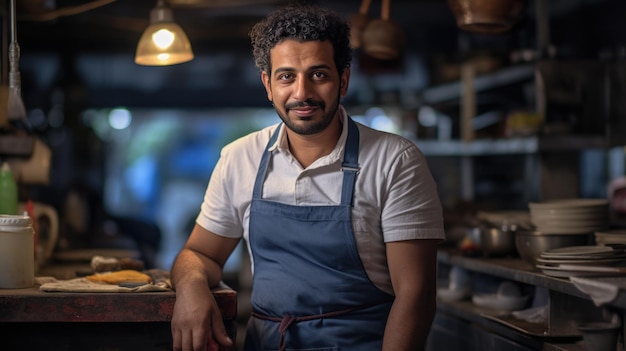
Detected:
left=197, top=106, right=445, bottom=294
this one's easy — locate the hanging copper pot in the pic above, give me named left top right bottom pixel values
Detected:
left=361, top=0, right=405, bottom=60
left=447, top=0, right=528, bottom=34
left=349, top=0, right=372, bottom=49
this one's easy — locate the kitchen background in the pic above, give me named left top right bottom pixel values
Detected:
left=1, top=0, right=625, bottom=286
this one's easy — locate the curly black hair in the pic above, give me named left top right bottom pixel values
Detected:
left=249, top=3, right=352, bottom=76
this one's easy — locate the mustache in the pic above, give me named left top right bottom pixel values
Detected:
left=285, top=99, right=325, bottom=110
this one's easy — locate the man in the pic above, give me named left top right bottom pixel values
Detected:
left=170, top=4, right=445, bottom=351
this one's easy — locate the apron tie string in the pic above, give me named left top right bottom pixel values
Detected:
left=277, top=315, right=296, bottom=351
left=252, top=300, right=387, bottom=351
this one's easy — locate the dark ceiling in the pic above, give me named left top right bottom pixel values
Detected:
left=13, top=0, right=462, bottom=54
left=12, top=0, right=622, bottom=55
left=3, top=0, right=626, bottom=110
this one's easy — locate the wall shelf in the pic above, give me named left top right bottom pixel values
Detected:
left=412, top=137, right=538, bottom=156
left=420, top=63, right=535, bottom=105
left=412, top=134, right=611, bottom=157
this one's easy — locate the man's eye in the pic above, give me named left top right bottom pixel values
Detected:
left=278, top=73, right=293, bottom=80
left=312, top=72, right=327, bottom=79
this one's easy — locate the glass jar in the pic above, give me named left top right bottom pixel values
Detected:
left=0, top=215, right=34, bottom=288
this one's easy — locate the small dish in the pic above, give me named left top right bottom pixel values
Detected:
left=543, top=245, right=615, bottom=256
left=536, top=257, right=626, bottom=266
left=437, top=287, right=469, bottom=303
left=536, top=264, right=626, bottom=278
left=472, top=293, right=529, bottom=311
left=529, top=198, right=609, bottom=210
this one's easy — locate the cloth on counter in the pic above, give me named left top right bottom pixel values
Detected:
left=570, top=276, right=626, bottom=306
left=38, top=277, right=172, bottom=293
left=37, top=269, right=172, bottom=293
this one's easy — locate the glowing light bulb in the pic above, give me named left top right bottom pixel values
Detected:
left=152, top=29, right=175, bottom=49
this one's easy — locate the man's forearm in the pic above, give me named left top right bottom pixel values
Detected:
left=382, top=294, right=436, bottom=351
left=170, top=248, right=223, bottom=289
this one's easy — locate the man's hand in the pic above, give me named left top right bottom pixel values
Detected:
left=171, top=281, right=233, bottom=351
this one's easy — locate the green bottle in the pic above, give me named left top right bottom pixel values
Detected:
left=0, top=162, right=18, bottom=215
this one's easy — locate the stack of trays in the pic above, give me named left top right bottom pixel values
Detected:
left=529, top=199, right=609, bottom=234
left=536, top=245, right=626, bottom=278
left=595, top=229, right=626, bottom=246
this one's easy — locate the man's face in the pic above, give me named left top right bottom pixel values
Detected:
left=261, top=39, right=350, bottom=135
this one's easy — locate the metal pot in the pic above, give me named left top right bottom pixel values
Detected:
left=514, top=231, right=593, bottom=266
left=469, top=225, right=516, bottom=257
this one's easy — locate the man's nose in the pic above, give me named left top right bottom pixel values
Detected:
left=292, top=77, right=313, bottom=101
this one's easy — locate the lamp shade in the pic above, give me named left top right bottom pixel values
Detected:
left=135, top=2, right=194, bottom=66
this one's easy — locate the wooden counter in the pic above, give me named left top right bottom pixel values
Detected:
left=0, top=282, right=237, bottom=351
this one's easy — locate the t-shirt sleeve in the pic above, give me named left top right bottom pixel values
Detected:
left=195, top=149, right=244, bottom=239
left=381, top=144, right=446, bottom=242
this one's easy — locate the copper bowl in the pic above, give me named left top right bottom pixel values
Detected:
left=447, top=0, right=528, bottom=34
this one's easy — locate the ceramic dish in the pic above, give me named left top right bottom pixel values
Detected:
left=595, top=229, right=626, bottom=236
left=537, top=265, right=609, bottom=278
left=531, top=211, right=608, bottom=220
left=596, top=237, right=626, bottom=246
left=532, top=225, right=608, bottom=235
left=529, top=207, right=608, bottom=215
left=539, top=248, right=626, bottom=260
left=542, top=245, right=616, bottom=256
left=539, top=252, right=626, bottom=260
left=536, top=257, right=626, bottom=266
left=531, top=217, right=607, bottom=230
left=558, top=264, right=626, bottom=273
left=437, top=287, right=469, bottom=303
left=537, top=264, right=626, bottom=278
left=472, top=293, right=529, bottom=311
left=529, top=199, right=609, bottom=210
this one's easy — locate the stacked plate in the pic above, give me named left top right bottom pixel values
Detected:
left=536, top=245, right=626, bottom=278
left=595, top=229, right=626, bottom=246
left=529, top=199, right=609, bottom=234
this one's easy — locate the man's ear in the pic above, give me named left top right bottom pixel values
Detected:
left=340, top=68, right=350, bottom=97
left=261, top=71, right=273, bottom=102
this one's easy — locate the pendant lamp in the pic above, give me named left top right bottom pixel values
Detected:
left=135, top=0, right=194, bottom=66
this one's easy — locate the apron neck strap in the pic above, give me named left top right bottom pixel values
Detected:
left=252, top=124, right=281, bottom=199
left=340, top=117, right=360, bottom=207
left=253, top=117, right=360, bottom=207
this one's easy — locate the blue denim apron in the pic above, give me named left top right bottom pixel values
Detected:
left=244, top=117, right=394, bottom=351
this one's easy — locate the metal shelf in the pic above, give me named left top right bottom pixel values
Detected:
left=411, top=134, right=610, bottom=157
left=412, top=137, right=538, bottom=156
left=420, top=63, right=535, bottom=105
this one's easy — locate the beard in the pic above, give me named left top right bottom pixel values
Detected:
left=274, top=93, right=341, bottom=136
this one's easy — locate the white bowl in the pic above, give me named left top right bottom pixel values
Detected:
left=437, top=287, right=469, bottom=303
left=472, top=293, right=529, bottom=311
